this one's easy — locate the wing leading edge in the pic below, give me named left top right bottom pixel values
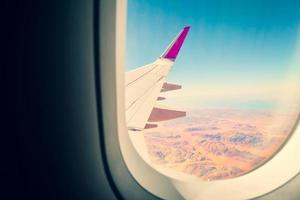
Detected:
left=126, top=26, right=191, bottom=131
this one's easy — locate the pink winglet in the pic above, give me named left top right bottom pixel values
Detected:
left=161, top=26, right=191, bottom=61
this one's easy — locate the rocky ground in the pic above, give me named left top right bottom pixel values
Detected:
left=143, top=109, right=297, bottom=180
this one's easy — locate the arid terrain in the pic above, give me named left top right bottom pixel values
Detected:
left=143, top=109, right=298, bottom=180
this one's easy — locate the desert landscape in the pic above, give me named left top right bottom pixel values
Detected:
left=143, top=108, right=298, bottom=180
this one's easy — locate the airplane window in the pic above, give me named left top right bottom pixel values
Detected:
left=124, top=0, right=300, bottom=182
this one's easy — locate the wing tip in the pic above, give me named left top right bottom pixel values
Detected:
left=161, top=26, right=191, bottom=61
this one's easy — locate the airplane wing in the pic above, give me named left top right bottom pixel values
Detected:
left=125, top=26, right=191, bottom=131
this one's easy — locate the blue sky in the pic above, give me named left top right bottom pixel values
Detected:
left=125, top=0, right=300, bottom=109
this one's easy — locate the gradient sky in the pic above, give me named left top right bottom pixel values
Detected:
left=125, top=0, right=300, bottom=109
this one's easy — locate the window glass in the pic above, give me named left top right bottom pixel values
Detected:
left=125, top=0, right=300, bottom=181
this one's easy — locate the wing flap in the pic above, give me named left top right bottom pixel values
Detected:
left=161, top=82, right=182, bottom=92
left=144, top=123, right=158, bottom=129
left=148, top=107, right=186, bottom=122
